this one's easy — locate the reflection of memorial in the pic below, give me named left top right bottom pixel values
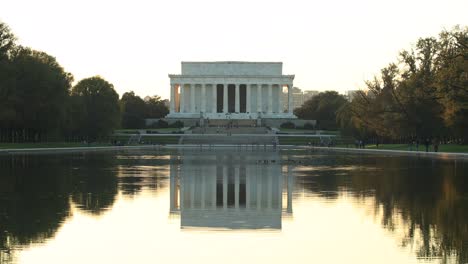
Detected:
left=169, top=151, right=293, bottom=229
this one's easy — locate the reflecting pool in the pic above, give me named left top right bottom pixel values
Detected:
left=0, top=149, right=467, bottom=264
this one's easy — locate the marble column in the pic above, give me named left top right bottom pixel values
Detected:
left=169, top=160, right=175, bottom=211
left=170, top=83, right=175, bottom=113
left=267, top=169, right=272, bottom=209
left=288, top=84, right=293, bottom=114
left=257, top=171, right=262, bottom=209
left=246, top=84, right=251, bottom=113
left=246, top=170, right=250, bottom=209
left=180, top=84, right=185, bottom=113
left=257, top=84, right=262, bottom=113
left=190, top=174, right=195, bottom=209
left=235, top=84, right=240, bottom=113
left=201, top=84, right=206, bottom=113
left=180, top=173, right=185, bottom=209
left=212, top=84, right=217, bottom=113
left=235, top=167, right=239, bottom=209
left=278, top=84, right=283, bottom=113
left=223, top=167, right=228, bottom=210
left=268, top=84, right=273, bottom=114
left=201, top=174, right=206, bottom=209
left=223, top=84, right=228, bottom=113
left=287, top=165, right=293, bottom=213
left=212, top=169, right=216, bottom=208
left=191, top=84, right=196, bottom=113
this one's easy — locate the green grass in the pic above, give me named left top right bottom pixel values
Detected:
left=140, top=136, right=180, bottom=144
left=278, top=137, right=322, bottom=145
left=110, top=134, right=181, bottom=145
left=114, top=128, right=181, bottom=134
left=0, top=135, right=182, bottom=149
left=362, top=144, right=468, bottom=153
left=0, top=142, right=110, bottom=149
left=278, top=128, right=341, bottom=136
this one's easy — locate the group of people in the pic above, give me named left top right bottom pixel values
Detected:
left=409, top=138, right=440, bottom=152
left=354, top=140, right=366, bottom=149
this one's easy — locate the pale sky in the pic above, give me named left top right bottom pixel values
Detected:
left=1, top=0, right=466, bottom=99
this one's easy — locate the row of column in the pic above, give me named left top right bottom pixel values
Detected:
left=174, top=167, right=282, bottom=210
left=170, top=83, right=294, bottom=114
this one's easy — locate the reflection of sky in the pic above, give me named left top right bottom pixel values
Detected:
left=14, top=151, right=457, bottom=264
left=18, top=191, right=421, bottom=264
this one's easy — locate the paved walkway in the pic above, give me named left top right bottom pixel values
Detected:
left=306, top=146, right=468, bottom=159
left=0, top=145, right=162, bottom=154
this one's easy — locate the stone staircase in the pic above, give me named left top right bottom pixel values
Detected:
left=180, top=135, right=277, bottom=145
left=190, top=126, right=269, bottom=134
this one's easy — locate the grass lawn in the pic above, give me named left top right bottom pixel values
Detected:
left=362, top=144, right=468, bottom=153
left=140, top=136, right=180, bottom=144
left=0, top=142, right=110, bottom=149
left=110, top=134, right=181, bottom=145
left=278, top=137, right=324, bottom=145
left=278, top=128, right=341, bottom=135
left=0, top=136, right=182, bottom=149
left=115, top=128, right=181, bottom=134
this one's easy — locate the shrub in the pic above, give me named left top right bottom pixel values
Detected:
left=169, top=120, right=184, bottom=128
left=280, top=121, right=295, bottom=129
left=303, top=122, right=315, bottom=129
left=156, top=119, right=169, bottom=128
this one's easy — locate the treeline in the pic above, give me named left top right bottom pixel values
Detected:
left=294, top=91, right=347, bottom=130
left=294, top=27, right=467, bottom=144
left=0, top=21, right=168, bottom=143
left=336, top=26, right=467, bottom=144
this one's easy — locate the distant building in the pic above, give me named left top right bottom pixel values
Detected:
left=282, top=87, right=319, bottom=110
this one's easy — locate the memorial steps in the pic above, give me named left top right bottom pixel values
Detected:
left=179, top=134, right=277, bottom=145
left=190, top=127, right=268, bottom=134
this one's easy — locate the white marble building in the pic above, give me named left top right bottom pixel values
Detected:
left=166, top=61, right=296, bottom=120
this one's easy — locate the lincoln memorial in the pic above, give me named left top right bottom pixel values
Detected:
left=166, top=61, right=297, bottom=121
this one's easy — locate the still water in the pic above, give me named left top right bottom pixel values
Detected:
left=0, top=149, right=467, bottom=264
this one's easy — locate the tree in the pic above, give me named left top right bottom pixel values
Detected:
left=0, top=46, right=73, bottom=142
left=120, top=91, right=146, bottom=129
left=294, top=91, right=347, bottom=130
left=120, top=94, right=169, bottom=129
left=341, top=26, right=468, bottom=144
left=70, top=76, right=120, bottom=141
left=435, top=26, right=468, bottom=142
left=0, top=21, right=16, bottom=60
left=145, top=95, right=169, bottom=119
left=0, top=21, right=17, bottom=141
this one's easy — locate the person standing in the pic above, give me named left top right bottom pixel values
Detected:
left=433, top=138, right=439, bottom=152
left=425, top=138, right=430, bottom=152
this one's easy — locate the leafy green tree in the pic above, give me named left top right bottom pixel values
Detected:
left=294, top=91, right=347, bottom=130
left=70, top=76, right=120, bottom=141
left=435, top=26, right=468, bottom=142
left=0, top=46, right=73, bottom=142
left=341, top=26, right=467, bottom=143
left=145, top=95, right=169, bottom=119
left=0, top=22, right=17, bottom=141
left=0, top=21, right=16, bottom=60
left=120, top=91, right=146, bottom=129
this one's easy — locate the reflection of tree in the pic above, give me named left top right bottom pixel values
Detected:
left=115, top=153, right=171, bottom=197
left=0, top=154, right=72, bottom=263
left=70, top=154, right=118, bottom=215
left=295, top=153, right=468, bottom=263
left=0, top=153, right=120, bottom=262
left=350, top=158, right=468, bottom=264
